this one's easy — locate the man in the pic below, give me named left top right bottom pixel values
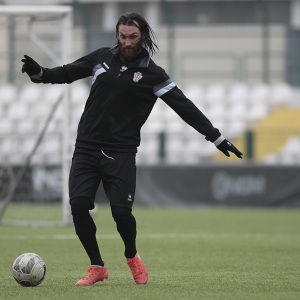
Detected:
left=21, top=12, right=242, bottom=286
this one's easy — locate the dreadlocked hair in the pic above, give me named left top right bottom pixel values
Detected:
left=116, top=12, right=159, bottom=57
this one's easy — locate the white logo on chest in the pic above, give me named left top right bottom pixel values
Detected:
left=120, top=66, right=127, bottom=72
left=133, top=72, right=143, bottom=82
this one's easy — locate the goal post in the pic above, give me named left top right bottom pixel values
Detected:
left=0, top=5, right=73, bottom=226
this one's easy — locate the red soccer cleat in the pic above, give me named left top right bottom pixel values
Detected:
left=126, top=252, right=148, bottom=284
left=75, top=265, right=108, bottom=286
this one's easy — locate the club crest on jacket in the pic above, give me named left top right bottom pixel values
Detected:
left=133, top=72, right=143, bottom=82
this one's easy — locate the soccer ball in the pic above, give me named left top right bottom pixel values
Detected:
left=12, top=253, right=47, bottom=287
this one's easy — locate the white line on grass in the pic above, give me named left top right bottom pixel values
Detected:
left=0, top=233, right=230, bottom=240
left=0, top=233, right=296, bottom=240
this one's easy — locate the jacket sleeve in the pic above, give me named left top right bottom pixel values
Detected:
left=159, top=84, right=221, bottom=143
left=40, top=50, right=98, bottom=84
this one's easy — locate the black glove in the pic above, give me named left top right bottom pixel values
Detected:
left=217, top=138, right=243, bottom=158
left=21, top=55, right=43, bottom=82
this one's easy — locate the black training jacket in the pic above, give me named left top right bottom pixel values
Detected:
left=40, top=45, right=221, bottom=152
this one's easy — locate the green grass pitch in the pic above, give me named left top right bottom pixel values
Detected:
left=0, top=206, right=300, bottom=300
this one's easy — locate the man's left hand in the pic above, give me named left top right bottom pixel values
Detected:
left=216, top=138, right=243, bottom=158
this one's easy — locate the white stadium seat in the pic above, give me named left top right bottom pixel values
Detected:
left=248, top=84, right=270, bottom=104
left=185, top=84, right=205, bottom=107
left=226, top=120, right=247, bottom=138
left=247, top=103, right=269, bottom=122
left=137, top=136, right=160, bottom=164
left=0, top=84, right=18, bottom=104
left=206, top=103, right=227, bottom=123
left=227, top=103, right=248, bottom=121
left=204, top=83, right=227, bottom=106
left=19, top=84, right=43, bottom=105
left=270, top=83, right=293, bottom=106
left=227, top=83, right=249, bottom=105
left=164, top=119, right=185, bottom=135
left=282, top=136, right=300, bottom=157
left=165, top=138, right=185, bottom=164
left=15, top=120, right=37, bottom=135
left=0, top=118, right=14, bottom=135
left=43, top=85, right=64, bottom=105
left=7, top=102, right=28, bottom=121
left=141, top=120, right=164, bottom=135
left=0, top=104, right=4, bottom=118
left=71, top=83, right=90, bottom=107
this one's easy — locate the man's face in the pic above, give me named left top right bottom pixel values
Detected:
left=118, top=24, right=142, bottom=60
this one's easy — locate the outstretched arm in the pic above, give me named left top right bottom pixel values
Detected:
left=160, top=86, right=243, bottom=159
left=21, top=53, right=95, bottom=84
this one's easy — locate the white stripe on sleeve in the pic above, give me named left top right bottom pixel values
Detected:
left=153, top=79, right=176, bottom=97
left=92, top=65, right=106, bottom=85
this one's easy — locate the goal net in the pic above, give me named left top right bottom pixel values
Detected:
left=0, top=5, right=75, bottom=226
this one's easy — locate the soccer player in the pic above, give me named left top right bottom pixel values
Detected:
left=21, top=12, right=243, bottom=286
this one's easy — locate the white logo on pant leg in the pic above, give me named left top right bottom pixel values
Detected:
left=128, top=194, right=132, bottom=201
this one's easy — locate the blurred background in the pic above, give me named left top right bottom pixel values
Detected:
left=0, top=0, right=300, bottom=223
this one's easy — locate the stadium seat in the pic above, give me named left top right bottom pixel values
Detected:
left=52, top=105, right=63, bottom=122
left=0, top=84, right=18, bottom=104
left=281, top=136, right=300, bottom=157
left=263, top=153, right=279, bottom=165
left=278, top=152, right=298, bottom=165
left=141, top=120, right=164, bottom=135
left=183, top=139, right=201, bottom=164
left=164, top=119, right=185, bottom=135
left=226, top=120, right=247, bottom=138
left=137, top=136, right=159, bottom=164
left=71, top=83, right=90, bottom=108
left=36, top=136, right=61, bottom=165
left=201, top=139, right=219, bottom=158
left=204, top=83, right=227, bottom=106
left=163, top=104, right=180, bottom=121
left=227, top=103, right=247, bottom=121
left=248, top=84, right=270, bottom=105
left=185, top=84, right=205, bottom=108
left=146, top=100, right=166, bottom=122
left=43, top=85, right=64, bottom=105
left=15, top=120, right=37, bottom=135
left=29, top=102, right=52, bottom=122
left=270, top=83, right=293, bottom=106
left=212, top=120, right=226, bottom=132
left=31, top=152, right=46, bottom=165
left=7, top=102, right=28, bottom=121
left=263, top=135, right=300, bottom=165
left=19, top=84, right=43, bottom=105
left=247, top=103, right=269, bottom=123
left=0, top=103, right=3, bottom=117
left=165, top=138, right=185, bottom=164
left=0, top=118, right=14, bottom=135
left=227, top=83, right=249, bottom=105
left=20, top=136, right=36, bottom=155
left=1, top=139, right=18, bottom=156
left=206, top=103, right=227, bottom=122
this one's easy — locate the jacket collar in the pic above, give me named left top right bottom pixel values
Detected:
left=109, top=45, right=151, bottom=68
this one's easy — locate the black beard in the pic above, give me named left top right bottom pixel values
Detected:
left=119, top=40, right=143, bottom=61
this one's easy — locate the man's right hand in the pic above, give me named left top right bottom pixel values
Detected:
left=21, top=55, right=43, bottom=82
